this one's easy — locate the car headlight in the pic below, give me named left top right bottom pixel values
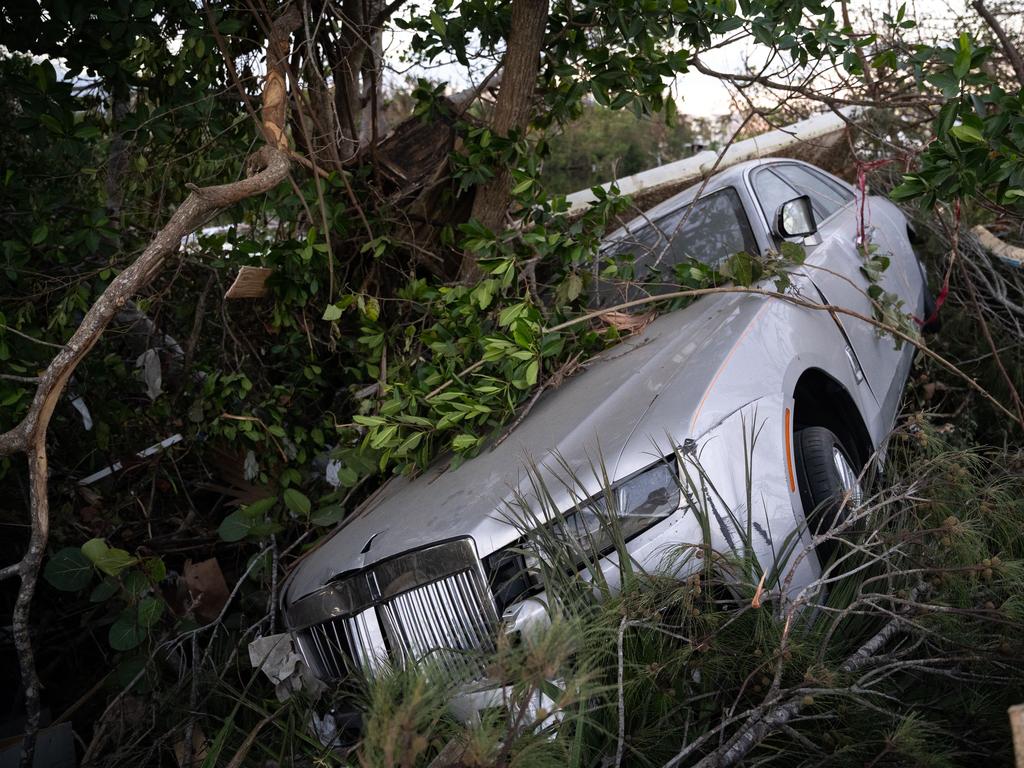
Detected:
left=484, top=459, right=681, bottom=611
left=558, top=460, right=680, bottom=551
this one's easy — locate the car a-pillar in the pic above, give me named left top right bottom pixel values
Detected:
left=787, top=368, right=875, bottom=564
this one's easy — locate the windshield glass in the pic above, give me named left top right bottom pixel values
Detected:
left=594, top=186, right=758, bottom=306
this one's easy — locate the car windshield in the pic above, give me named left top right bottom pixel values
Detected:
left=593, top=187, right=758, bottom=307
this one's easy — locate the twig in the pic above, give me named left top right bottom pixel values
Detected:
left=0, top=324, right=67, bottom=350
left=424, top=358, right=487, bottom=400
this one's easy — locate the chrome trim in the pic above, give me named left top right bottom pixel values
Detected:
left=287, top=538, right=486, bottom=631
left=288, top=538, right=499, bottom=682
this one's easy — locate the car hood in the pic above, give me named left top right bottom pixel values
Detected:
left=283, top=291, right=768, bottom=603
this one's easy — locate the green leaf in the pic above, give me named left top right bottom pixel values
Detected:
left=452, top=434, right=479, bottom=451
left=44, top=548, right=93, bottom=592
left=889, top=177, right=926, bottom=201
left=218, top=510, right=256, bottom=542
left=511, top=178, right=534, bottom=195
left=109, top=617, right=147, bottom=651
left=429, top=10, right=446, bottom=35
left=926, top=71, right=960, bottom=98
left=141, top=557, right=167, bottom=584
left=779, top=241, right=806, bottom=265
left=311, top=504, right=346, bottom=527
left=81, top=538, right=109, bottom=564
left=364, top=296, right=380, bottom=322
left=524, top=359, right=539, bottom=387
left=335, top=465, right=359, bottom=487
left=90, top=578, right=119, bottom=603
left=137, top=597, right=164, bottom=628
left=369, top=424, right=398, bottom=449
left=123, top=571, right=149, bottom=596
left=949, top=124, right=984, bottom=143
left=81, top=538, right=137, bottom=577
left=322, top=303, right=343, bottom=321
left=953, top=33, right=972, bottom=78
left=243, top=496, right=277, bottom=517
left=498, top=302, right=527, bottom=327
left=98, top=549, right=137, bottom=577
left=565, top=273, right=583, bottom=301
left=283, top=488, right=311, bottom=517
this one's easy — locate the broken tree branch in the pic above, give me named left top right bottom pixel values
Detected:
left=0, top=6, right=301, bottom=766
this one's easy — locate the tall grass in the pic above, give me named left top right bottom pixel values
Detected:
left=348, top=424, right=1023, bottom=767
left=91, top=421, right=1023, bottom=768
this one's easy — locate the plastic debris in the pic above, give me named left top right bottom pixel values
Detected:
left=70, top=395, right=93, bottom=431
left=78, top=433, right=183, bottom=485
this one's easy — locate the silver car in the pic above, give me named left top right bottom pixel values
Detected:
left=281, top=158, right=930, bottom=709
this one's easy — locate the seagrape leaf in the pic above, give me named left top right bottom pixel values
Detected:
left=43, top=548, right=93, bottom=592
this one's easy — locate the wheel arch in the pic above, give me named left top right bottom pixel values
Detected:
left=791, top=367, right=874, bottom=469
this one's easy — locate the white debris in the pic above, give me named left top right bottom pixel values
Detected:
left=78, top=433, right=183, bottom=485
left=136, top=348, right=163, bottom=400
left=70, top=395, right=93, bottom=431
left=248, top=633, right=324, bottom=701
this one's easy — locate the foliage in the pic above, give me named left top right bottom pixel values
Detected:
left=890, top=33, right=1024, bottom=212
left=539, top=103, right=695, bottom=194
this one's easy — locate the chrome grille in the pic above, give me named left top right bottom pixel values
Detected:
left=290, top=539, right=499, bottom=684
left=380, top=568, right=497, bottom=681
left=303, top=607, right=387, bottom=678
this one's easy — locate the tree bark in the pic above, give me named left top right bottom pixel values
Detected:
left=460, top=0, right=548, bottom=281
left=0, top=7, right=301, bottom=766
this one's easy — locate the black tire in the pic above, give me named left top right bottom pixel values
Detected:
left=793, top=426, right=863, bottom=561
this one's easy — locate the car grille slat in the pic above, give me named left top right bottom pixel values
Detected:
left=385, top=568, right=496, bottom=680
left=293, top=540, right=499, bottom=685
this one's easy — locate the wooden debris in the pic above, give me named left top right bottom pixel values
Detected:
left=224, top=266, right=274, bottom=299
left=973, top=225, right=1024, bottom=268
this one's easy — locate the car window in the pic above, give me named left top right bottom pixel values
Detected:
left=596, top=188, right=758, bottom=305
left=608, top=188, right=757, bottom=272
left=751, top=168, right=801, bottom=230
left=772, top=164, right=853, bottom=221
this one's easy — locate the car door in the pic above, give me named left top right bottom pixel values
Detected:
left=749, top=163, right=901, bottom=404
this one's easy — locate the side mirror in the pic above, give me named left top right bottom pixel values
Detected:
left=774, top=196, right=817, bottom=239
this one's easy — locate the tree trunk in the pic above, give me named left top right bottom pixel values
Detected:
left=460, top=0, right=548, bottom=281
